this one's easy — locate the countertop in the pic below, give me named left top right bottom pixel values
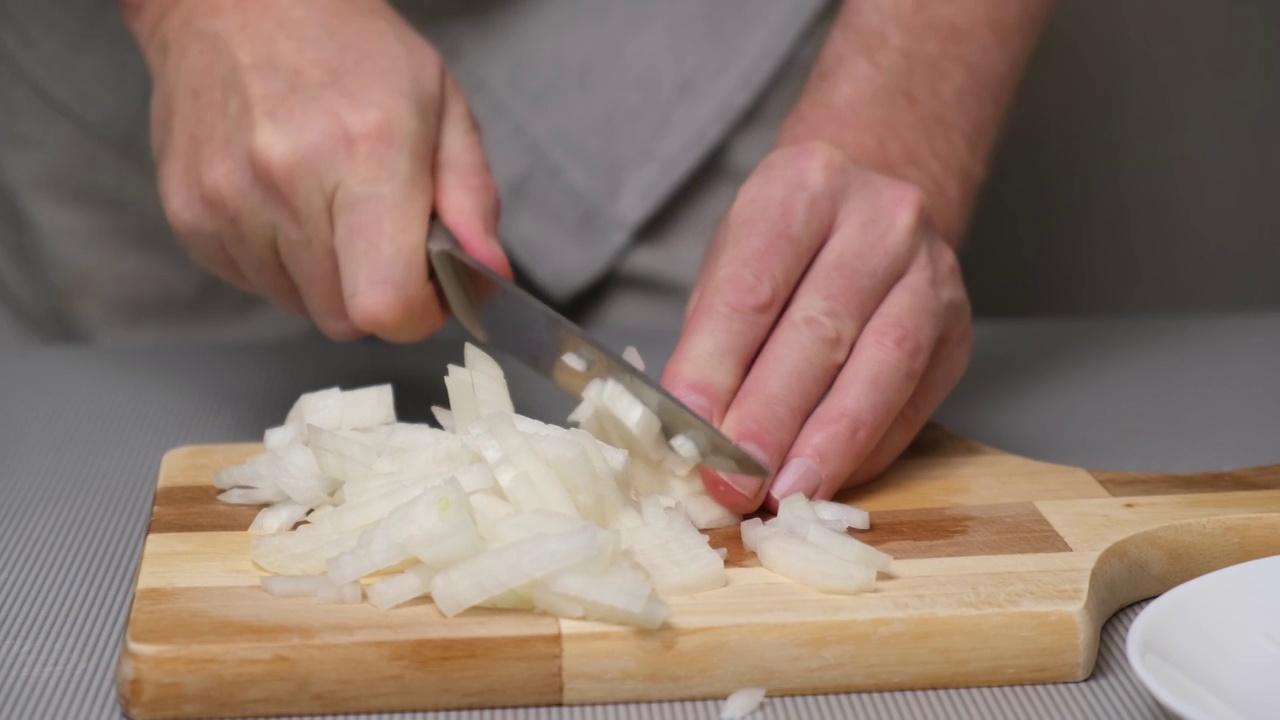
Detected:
left=4, top=311, right=1279, bottom=719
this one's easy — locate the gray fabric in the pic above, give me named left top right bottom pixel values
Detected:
left=0, top=0, right=826, bottom=343
left=9, top=311, right=1280, bottom=719
left=400, top=0, right=829, bottom=302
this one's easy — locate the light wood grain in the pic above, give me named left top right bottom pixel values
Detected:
left=116, top=423, right=1280, bottom=719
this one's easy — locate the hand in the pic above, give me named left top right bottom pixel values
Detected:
left=126, top=0, right=511, bottom=342
left=661, top=141, right=973, bottom=514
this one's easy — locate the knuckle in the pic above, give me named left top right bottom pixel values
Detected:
left=342, top=109, right=406, bottom=161
left=158, top=175, right=212, bottom=241
left=778, top=141, right=848, bottom=191
left=346, top=291, right=412, bottom=336
left=867, top=321, right=929, bottom=377
left=791, top=303, right=854, bottom=368
left=712, top=265, right=786, bottom=321
left=197, top=158, right=243, bottom=216
left=818, top=404, right=875, bottom=453
left=249, top=126, right=312, bottom=192
left=877, top=178, right=927, bottom=239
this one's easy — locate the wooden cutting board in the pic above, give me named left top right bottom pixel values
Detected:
left=116, top=424, right=1280, bottom=719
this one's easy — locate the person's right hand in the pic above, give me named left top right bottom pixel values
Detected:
left=123, top=0, right=511, bottom=341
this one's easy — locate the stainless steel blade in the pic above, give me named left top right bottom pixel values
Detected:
left=427, top=226, right=769, bottom=478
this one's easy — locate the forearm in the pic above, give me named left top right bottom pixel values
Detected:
left=777, top=0, right=1056, bottom=244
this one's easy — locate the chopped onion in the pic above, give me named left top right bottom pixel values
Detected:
left=261, top=574, right=332, bottom=598
left=621, top=345, right=645, bottom=371
left=222, top=342, right=890, bottom=627
left=755, top=529, right=876, bottom=594
left=249, top=501, right=309, bottom=534
left=366, top=564, right=436, bottom=610
left=316, top=580, right=364, bottom=604
left=218, top=486, right=288, bottom=505
left=720, top=688, right=767, bottom=719
left=560, top=351, right=588, bottom=372
left=430, top=406, right=455, bottom=433
left=811, top=499, right=871, bottom=531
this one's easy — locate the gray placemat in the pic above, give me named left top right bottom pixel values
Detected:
left=15, top=312, right=1275, bottom=719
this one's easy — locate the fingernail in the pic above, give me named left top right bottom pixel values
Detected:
left=768, top=456, right=823, bottom=504
left=722, top=441, right=770, bottom=498
left=675, top=392, right=713, bottom=422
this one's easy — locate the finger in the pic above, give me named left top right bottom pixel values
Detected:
left=192, top=151, right=307, bottom=317
left=277, top=227, right=363, bottom=341
left=222, top=226, right=308, bottom=317
left=183, top=231, right=255, bottom=294
left=704, top=184, right=924, bottom=511
left=661, top=145, right=847, bottom=427
left=842, top=293, right=974, bottom=492
left=434, top=72, right=511, bottom=279
left=765, top=250, right=947, bottom=510
left=333, top=178, right=445, bottom=342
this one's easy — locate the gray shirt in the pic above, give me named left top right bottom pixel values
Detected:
left=0, top=0, right=829, bottom=343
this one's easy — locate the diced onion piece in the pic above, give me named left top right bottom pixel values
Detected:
left=285, top=387, right=343, bottom=431
left=626, top=522, right=726, bottom=596
left=739, top=518, right=767, bottom=553
left=444, top=365, right=481, bottom=430
left=621, top=345, right=645, bottom=371
left=720, top=688, right=767, bottom=719
left=476, top=588, right=536, bottom=610
left=316, top=581, right=364, bottom=604
left=469, top=491, right=516, bottom=540
left=463, top=342, right=505, bottom=379
left=366, top=565, right=437, bottom=610
left=264, top=424, right=303, bottom=451
left=327, top=526, right=412, bottom=585
left=307, top=424, right=379, bottom=466
left=716, top=547, right=729, bottom=561
left=547, top=564, right=670, bottom=630
left=811, top=500, right=871, bottom=531
left=484, top=414, right=580, bottom=518
left=755, top=530, right=876, bottom=594
left=801, top=523, right=892, bottom=572
left=668, top=433, right=702, bottom=465
left=772, top=493, right=824, bottom=537
left=339, top=384, right=396, bottom=430
left=249, top=501, right=309, bottom=534
left=251, top=523, right=361, bottom=576
left=560, top=351, right=588, bottom=372
left=530, top=584, right=587, bottom=619
left=261, top=574, right=331, bottom=598
left=430, top=406, right=455, bottom=433
left=218, top=486, right=289, bottom=505
left=675, top=491, right=741, bottom=530
left=430, top=525, right=611, bottom=617
left=213, top=453, right=277, bottom=490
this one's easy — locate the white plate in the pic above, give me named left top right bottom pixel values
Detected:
left=1126, top=555, right=1280, bottom=720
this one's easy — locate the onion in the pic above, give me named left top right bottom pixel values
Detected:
left=720, top=688, right=767, bottom=719
left=621, top=345, right=645, bottom=371
left=249, top=501, right=309, bottom=534
left=220, top=341, right=888, bottom=622
left=811, top=499, right=871, bottom=531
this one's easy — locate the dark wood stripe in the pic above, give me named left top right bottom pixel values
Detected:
left=712, top=502, right=1068, bottom=566
left=149, top=486, right=263, bottom=534
left=1094, top=465, right=1280, bottom=497
left=852, top=502, right=1070, bottom=560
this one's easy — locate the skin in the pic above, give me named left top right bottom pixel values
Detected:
left=120, top=0, right=512, bottom=343
left=662, top=0, right=1058, bottom=513
left=120, top=0, right=1055, bottom=512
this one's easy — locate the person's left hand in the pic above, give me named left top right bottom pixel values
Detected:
left=661, top=141, right=973, bottom=514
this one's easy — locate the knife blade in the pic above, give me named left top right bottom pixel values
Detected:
left=426, top=226, right=769, bottom=478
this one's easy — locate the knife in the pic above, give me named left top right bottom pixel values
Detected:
left=426, top=225, right=770, bottom=478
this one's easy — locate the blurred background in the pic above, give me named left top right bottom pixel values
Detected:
left=962, top=0, right=1280, bottom=316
